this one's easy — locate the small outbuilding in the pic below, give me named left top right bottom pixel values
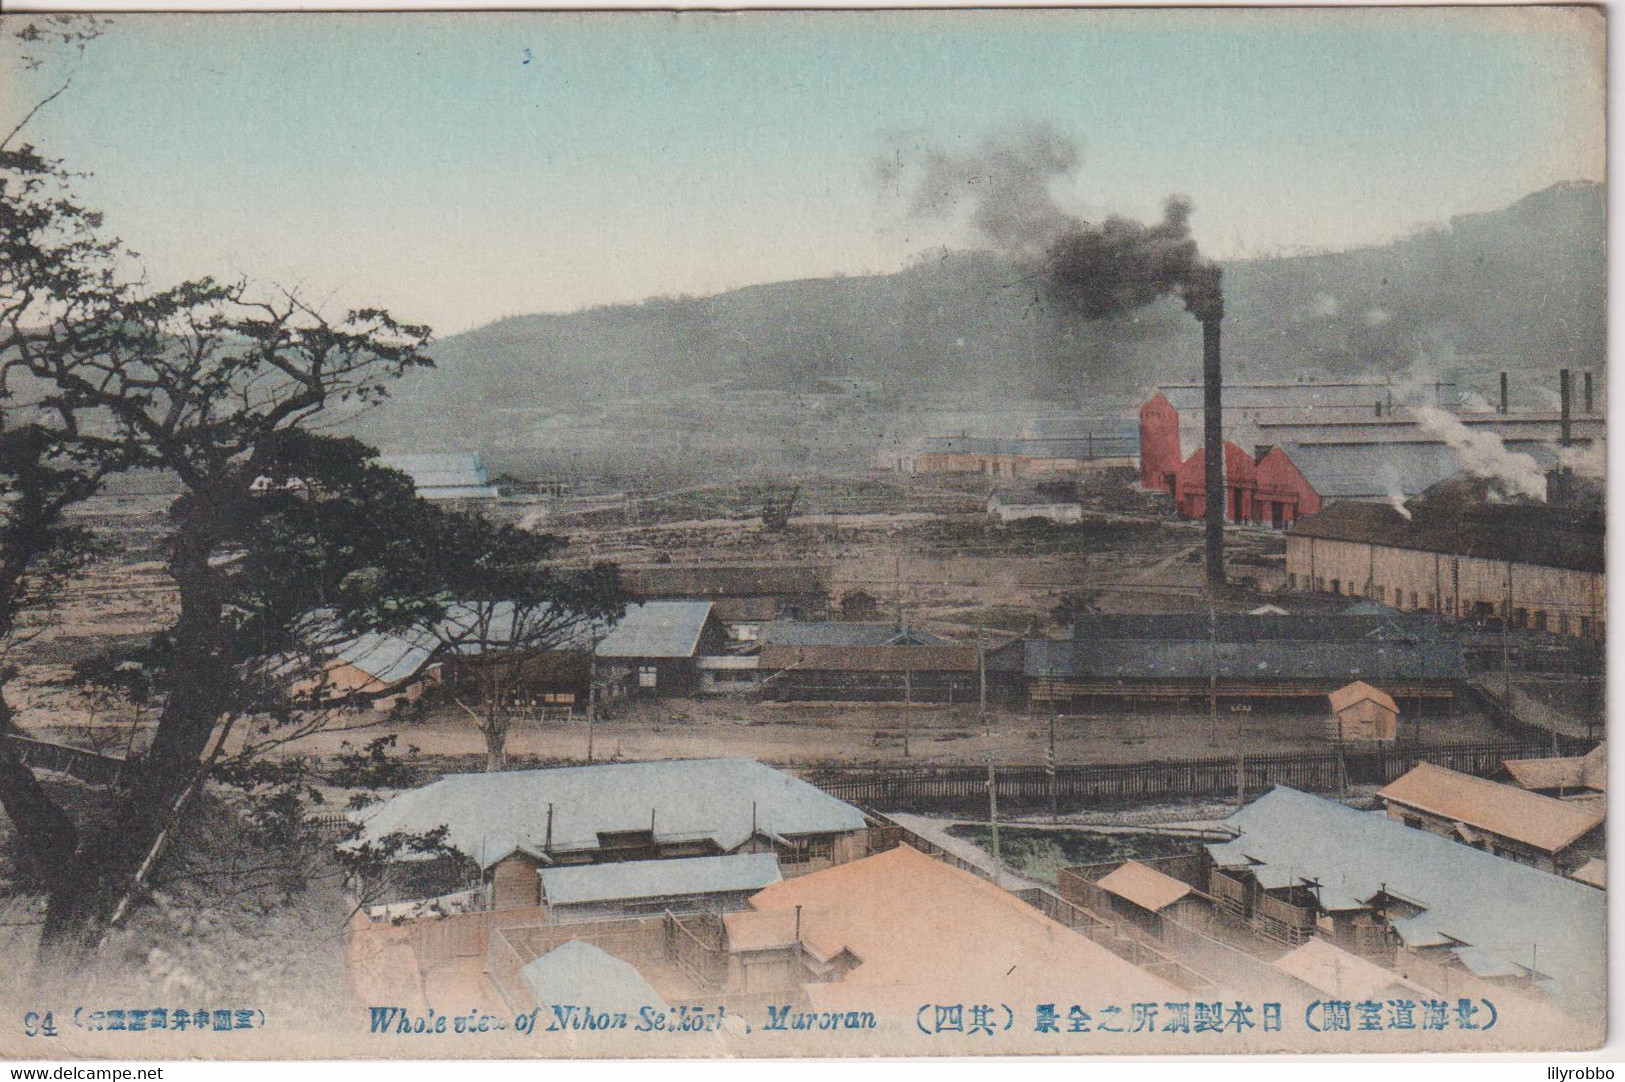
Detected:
left=1327, top=681, right=1399, bottom=744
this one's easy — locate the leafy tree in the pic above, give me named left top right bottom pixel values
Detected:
left=348, top=510, right=624, bottom=772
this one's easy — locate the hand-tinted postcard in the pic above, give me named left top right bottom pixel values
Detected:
left=0, top=6, right=1607, bottom=1060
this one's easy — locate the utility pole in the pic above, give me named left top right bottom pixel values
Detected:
left=1208, top=605, right=1219, bottom=746
left=977, top=632, right=987, bottom=730
left=986, top=758, right=1001, bottom=887
left=1501, top=563, right=1513, bottom=731
left=903, top=667, right=912, bottom=759
left=587, top=630, right=599, bottom=764
left=1048, top=709, right=1059, bottom=823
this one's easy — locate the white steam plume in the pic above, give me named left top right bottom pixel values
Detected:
left=1414, top=406, right=1548, bottom=501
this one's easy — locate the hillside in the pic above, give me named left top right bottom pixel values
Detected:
left=350, top=181, right=1604, bottom=479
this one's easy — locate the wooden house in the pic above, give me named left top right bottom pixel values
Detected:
left=1378, top=763, right=1604, bottom=874
left=347, top=757, right=869, bottom=910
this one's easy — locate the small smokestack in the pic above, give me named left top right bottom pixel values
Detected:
left=1560, top=369, right=1572, bottom=447
left=1499, top=372, right=1509, bottom=415
left=1200, top=269, right=1225, bottom=590
left=1584, top=371, right=1594, bottom=414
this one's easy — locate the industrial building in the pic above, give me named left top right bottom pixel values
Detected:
left=877, top=429, right=1137, bottom=477
left=1020, top=611, right=1462, bottom=708
left=1153, top=372, right=1603, bottom=500
left=1139, top=396, right=1323, bottom=526
left=1285, top=476, right=1605, bottom=638
left=537, top=852, right=783, bottom=922
left=377, top=451, right=501, bottom=501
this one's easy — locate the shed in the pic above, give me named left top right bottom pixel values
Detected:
left=1327, top=681, right=1399, bottom=743
left=1092, top=859, right=1208, bottom=935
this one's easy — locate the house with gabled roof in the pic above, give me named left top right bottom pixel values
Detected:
left=1378, top=762, right=1604, bottom=874
left=348, top=757, right=869, bottom=910
left=1206, top=786, right=1604, bottom=1018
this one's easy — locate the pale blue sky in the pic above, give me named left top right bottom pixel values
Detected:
left=4, top=9, right=1604, bottom=333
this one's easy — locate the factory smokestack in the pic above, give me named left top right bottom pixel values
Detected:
left=1499, top=372, right=1509, bottom=415
left=1201, top=287, right=1226, bottom=589
left=1560, top=369, right=1572, bottom=446
left=1042, top=199, right=1226, bottom=585
left=1584, top=371, right=1593, bottom=414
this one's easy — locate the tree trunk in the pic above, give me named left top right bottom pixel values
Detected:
left=0, top=689, right=104, bottom=969
left=133, top=495, right=232, bottom=815
left=483, top=724, right=507, bottom=773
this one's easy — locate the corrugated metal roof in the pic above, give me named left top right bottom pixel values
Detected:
left=519, top=941, right=667, bottom=1009
left=324, top=601, right=593, bottom=683
left=1024, top=637, right=1461, bottom=682
left=1207, top=787, right=1605, bottom=1012
left=595, top=601, right=715, bottom=659
left=1378, top=764, right=1603, bottom=853
left=349, top=757, right=866, bottom=867
left=540, top=853, right=781, bottom=906
left=1068, top=612, right=1451, bottom=644
left=759, top=622, right=945, bottom=647
left=331, top=628, right=440, bottom=685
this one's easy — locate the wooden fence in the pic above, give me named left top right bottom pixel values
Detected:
left=805, top=736, right=1590, bottom=813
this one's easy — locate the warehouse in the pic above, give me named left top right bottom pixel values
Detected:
left=1285, top=476, right=1605, bottom=638
left=376, top=451, right=501, bottom=501
left=1024, top=612, right=1463, bottom=708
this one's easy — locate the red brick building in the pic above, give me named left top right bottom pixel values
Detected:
left=1174, top=442, right=1321, bottom=528
left=1138, top=393, right=1182, bottom=490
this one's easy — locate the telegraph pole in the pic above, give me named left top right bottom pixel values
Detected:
left=1208, top=605, right=1219, bottom=746
left=587, top=630, right=600, bottom=764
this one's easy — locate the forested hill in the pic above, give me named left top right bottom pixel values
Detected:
left=350, top=180, right=1603, bottom=467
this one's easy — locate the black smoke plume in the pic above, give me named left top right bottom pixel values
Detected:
left=883, top=127, right=1222, bottom=324
left=1045, top=196, right=1222, bottom=323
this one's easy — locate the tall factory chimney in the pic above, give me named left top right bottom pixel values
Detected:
left=1200, top=277, right=1225, bottom=590
left=1584, top=371, right=1594, bottom=414
left=1499, top=372, right=1509, bottom=415
left=1560, top=369, right=1572, bottom=446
